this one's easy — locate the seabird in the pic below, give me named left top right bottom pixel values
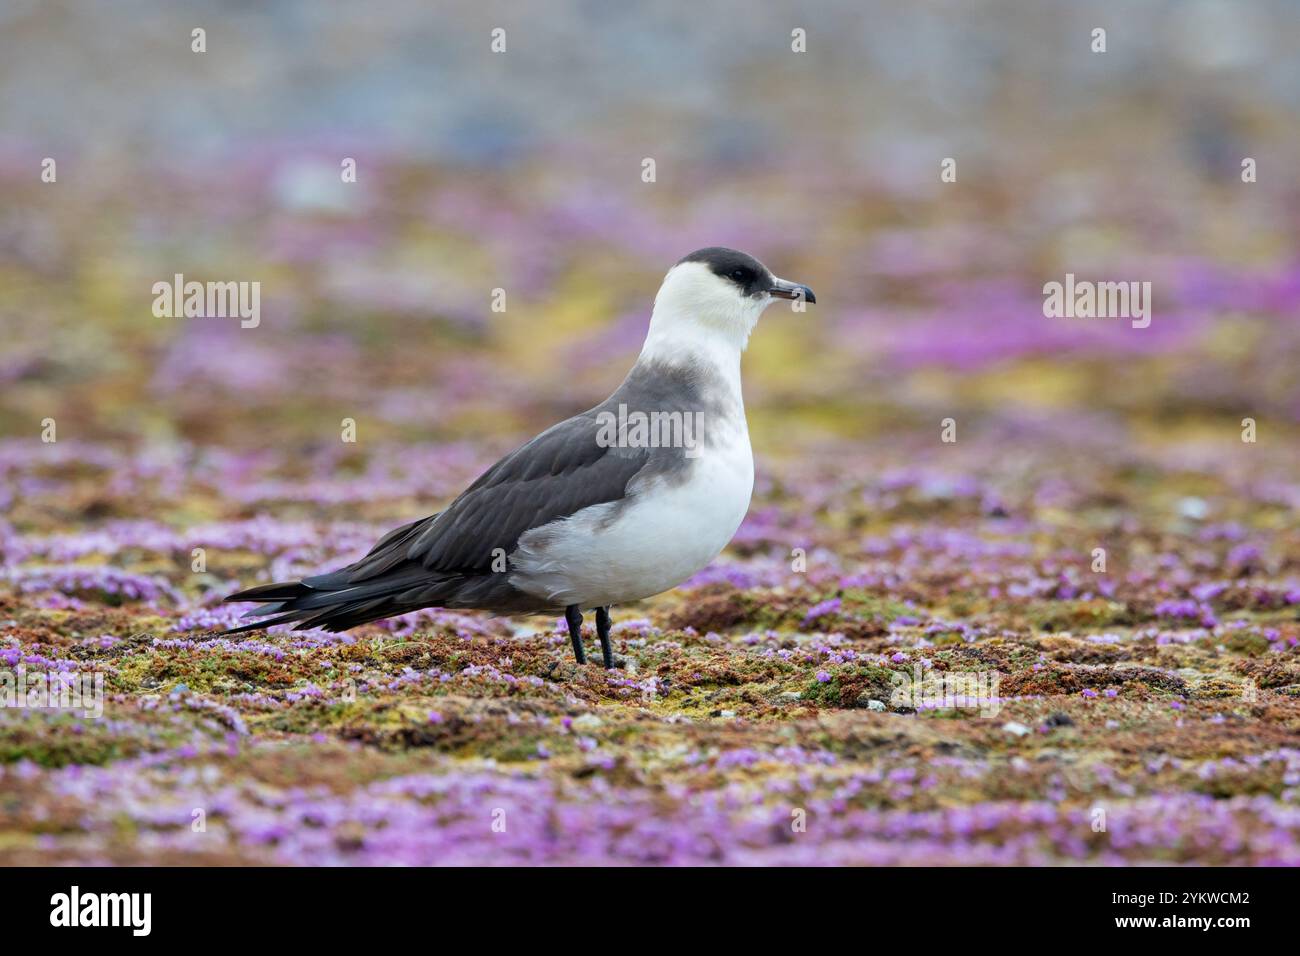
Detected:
left=221, top=247, right=816, bottom=667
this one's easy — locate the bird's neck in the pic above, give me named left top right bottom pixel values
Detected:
left=636, top=304, right=747, bottom=399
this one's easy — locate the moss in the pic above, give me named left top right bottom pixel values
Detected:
left=799, top=674, right=843, bottom=705
left=1219, top=630, right=1273, bottom=656
left=0, top=715, right=155, bottom=768
left=1022, top=599, right=1133, bottom=633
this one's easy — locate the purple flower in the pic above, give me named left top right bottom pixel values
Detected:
left=802, top=598, right=842, bottom=627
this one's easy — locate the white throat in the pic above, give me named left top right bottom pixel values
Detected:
left=636, top=262, right=771, bottom=390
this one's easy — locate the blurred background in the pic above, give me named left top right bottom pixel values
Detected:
left=3, top=0, right=1298, bottom=454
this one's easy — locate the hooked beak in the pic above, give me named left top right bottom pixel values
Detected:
left=768, top=277, right=816, bottom=304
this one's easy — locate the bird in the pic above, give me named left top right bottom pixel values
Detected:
left=221, top=247, right=815, bottom=668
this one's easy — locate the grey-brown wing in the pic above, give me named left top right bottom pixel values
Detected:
left=342, top=413, right=652, bottom=583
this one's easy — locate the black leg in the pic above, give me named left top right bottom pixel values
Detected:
left=565, top=605, right=586, bottom=665
left=596, top=606, right=614, bottom=668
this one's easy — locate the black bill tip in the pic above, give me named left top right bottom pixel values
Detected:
left=769, top=282, right=816, bottom=304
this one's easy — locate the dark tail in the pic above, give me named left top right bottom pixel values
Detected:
left=220, top=569, right=430, bottom=635
left=219, top=515, right=443, bottom=635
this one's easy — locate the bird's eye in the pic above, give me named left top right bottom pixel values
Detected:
left=731, top=269, right=748, bottom=281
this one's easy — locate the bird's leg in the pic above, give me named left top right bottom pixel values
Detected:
left=596, top=606, right=614, bottom=669
left=565, top=605, right=586, bottom=665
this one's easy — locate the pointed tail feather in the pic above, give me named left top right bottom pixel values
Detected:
left=224, top=580, right=312, bottom=603
left=220, top=571, right=432, bottom=635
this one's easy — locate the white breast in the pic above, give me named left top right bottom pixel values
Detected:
left=508, top=427, right=754, bottom=609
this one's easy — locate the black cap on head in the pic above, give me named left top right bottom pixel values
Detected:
left=676, top=247, right=773, bottom=297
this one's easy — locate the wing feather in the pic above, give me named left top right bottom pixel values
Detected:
left=345, top=413, right=649, bottom=584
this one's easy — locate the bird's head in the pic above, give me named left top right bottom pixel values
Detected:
left=643, top=247, right=815, bottom=362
